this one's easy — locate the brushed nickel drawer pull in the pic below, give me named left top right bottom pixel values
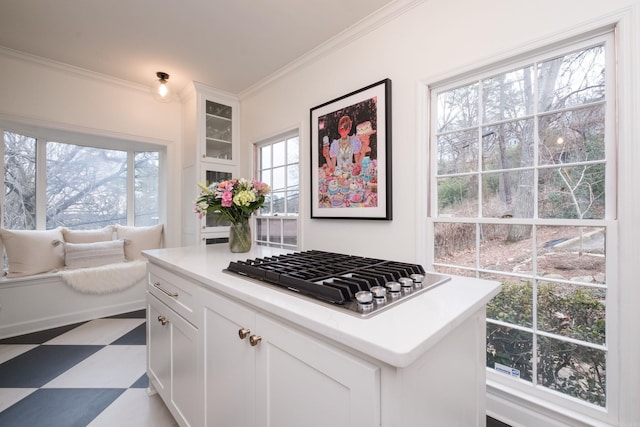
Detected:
left=153, top=281, right=178, bottom=298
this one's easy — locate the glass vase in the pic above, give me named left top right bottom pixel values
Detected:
left=229, top=220, right=252, bottom=253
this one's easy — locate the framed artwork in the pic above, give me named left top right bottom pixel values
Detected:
left=310, top=78, right=392, bottom=220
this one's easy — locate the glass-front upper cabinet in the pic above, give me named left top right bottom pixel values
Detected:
left=182, top=82, right=239, bottom=246
left=203, top=168, right=232, bottom=230
left=205, top=101, right=233, bottom=161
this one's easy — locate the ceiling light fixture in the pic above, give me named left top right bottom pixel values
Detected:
left=153, top=71, right=172, bottom=102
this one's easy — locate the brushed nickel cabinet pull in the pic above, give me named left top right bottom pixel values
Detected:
left=249, top=335, right=262, bottom=347
left=153, top=281, right=178, bottom=298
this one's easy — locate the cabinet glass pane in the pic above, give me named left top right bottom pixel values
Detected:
left=205, top=101, right=233, bottom=161
left=206, top=116, right=231, bottom=142
left=204, top=236, right=229, bottom=245
left=205, top=170, right=232, bottom=227
left=206, top=140, right=233, bottom=160
left=206, top=101, right=232, bottom=119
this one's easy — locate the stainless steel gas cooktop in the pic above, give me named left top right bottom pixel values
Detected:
left=226, top=250, right=450, bottom=318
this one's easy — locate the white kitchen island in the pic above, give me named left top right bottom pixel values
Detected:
left=143, top=245, right=501, bottom=427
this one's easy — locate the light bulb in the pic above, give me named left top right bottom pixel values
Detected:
left=158, top=81, right=169, bottom=98
left=153, top=71, right=172, bottom=102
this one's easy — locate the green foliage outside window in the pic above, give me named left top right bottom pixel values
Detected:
left=487, top=282, right=606, bottom=406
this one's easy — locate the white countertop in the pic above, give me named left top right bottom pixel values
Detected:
left=143, top=245, right=501, bottom=368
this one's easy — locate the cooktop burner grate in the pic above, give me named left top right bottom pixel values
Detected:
left=226, top=250, right=450, bottom=317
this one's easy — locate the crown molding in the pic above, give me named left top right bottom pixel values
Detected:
left=238, top=0, right=425, bottom=99
left=0, top=45, right=150, bottom=94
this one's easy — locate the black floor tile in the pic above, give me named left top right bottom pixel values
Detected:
left=0, top=345, right=104, bottom=388
left=487, top=415, right=512, bottom=426
left=0, top=388, right=125, bottom=427
left=130, top=373, right=149, bottom=388
left=106, top=309, right=146, bottom=319
left=111, top=322, right=146, bottom=345
left=0, top=321, right=87, bottom=345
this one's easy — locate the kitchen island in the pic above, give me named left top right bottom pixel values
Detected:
left=143, top=245, right=501, bottom=427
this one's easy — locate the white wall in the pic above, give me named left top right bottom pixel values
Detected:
left=239, top=0, right=635, bottom=262
left=0, top=49, right=182, bottom=247
left=0, top=0, right=638, bottom=423
left=239, top=0, right=640, bottom=425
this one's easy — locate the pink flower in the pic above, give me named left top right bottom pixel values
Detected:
left=219, top=180, right=234, bottom=192
left=252, top=179, right=270, bottom=195
left=221, top=191, right=233, bottom=207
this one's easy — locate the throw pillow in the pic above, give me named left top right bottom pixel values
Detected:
left=64, top=240, right=126, bottom=269
left=0, top=228, right=65, bottom=277
left=115, top=224, right=164, bottom=260
left=62, top=225, right=114, bottom=243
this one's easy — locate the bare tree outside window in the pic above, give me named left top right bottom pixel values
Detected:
left=46, top=142, right=127, bottom=229
left=431, top=39, right=611, bottom=407
left=3, top=132, right=36, bottom=230
left=2, top=132, right=160, bottom=231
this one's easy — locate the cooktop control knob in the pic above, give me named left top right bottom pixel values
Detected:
left=410, top=273, right=425, bottom=288
left=399, top=277, right=414, bottom=291
left=385, top=281, right=401, bottom=298
left=355, top=290, right=374, bottom=313
left=355, top=290, right=373, bottom=304
left=370, top=286, right=387, bottom=304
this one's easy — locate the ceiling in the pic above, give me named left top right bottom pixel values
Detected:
left=0, top=0, right=396, bottom=97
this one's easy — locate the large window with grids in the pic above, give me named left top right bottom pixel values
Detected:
left=2, top=128, right=161, bottom=231
left=254, top=131, right=299, bottom=249
left=429, top=31, right=615, bottom=415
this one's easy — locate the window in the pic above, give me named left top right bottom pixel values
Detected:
left=255, top=131, right=299, bottom=249
left=2, top=128, right=160, bottom=231
left=429, top=32, right=614, bottom=415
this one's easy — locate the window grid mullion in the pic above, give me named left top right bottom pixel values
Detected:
left=35, top=139, right=47, bottom=229
left=430, top=32, right=612, bottom=414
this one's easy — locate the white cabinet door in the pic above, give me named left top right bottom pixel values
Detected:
left=254, top=314, right=381, bottom=427
left=147, top=294, right=171, bottom=397
left=169, top=308, right=201, bottom=427
left=204, top=293, right=256, bottom=427
left=147, top=293, right=202, bottom=427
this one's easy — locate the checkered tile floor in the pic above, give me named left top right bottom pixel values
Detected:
left=0, top=310, right=177, bottom=427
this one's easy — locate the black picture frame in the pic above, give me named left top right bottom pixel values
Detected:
left=310, top=78, right=392, bottom=220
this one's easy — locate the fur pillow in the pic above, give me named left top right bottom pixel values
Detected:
left=0, top=228, right=65, bottom=277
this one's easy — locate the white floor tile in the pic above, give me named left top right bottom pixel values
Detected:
left=0, top=344, right=37, bottom=364
left=42, top=345, right=146, bottom=388
left=44, top=319, right=145, bottom=345
left=87, top=388, right=178, bottom=427
left=0, top=388, right=37, bottom=412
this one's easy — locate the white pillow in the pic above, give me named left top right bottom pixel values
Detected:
left=62, top=225, right=114, bottom=243
left=115, top=224, right=164, bottom=260
left=64, top=240, right=125, bottom=268
left=0, top=228, right=65, bottom=278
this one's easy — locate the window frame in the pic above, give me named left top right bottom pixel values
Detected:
left=426, top=31, right=618, bottom=424
left=1, top=121, right=164, bottom=230
left=253, top=129, right=300, bottom=249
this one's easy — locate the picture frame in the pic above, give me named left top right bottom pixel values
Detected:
left=310, top=78, right=392, bottom=220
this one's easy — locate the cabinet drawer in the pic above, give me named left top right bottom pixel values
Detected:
left=147, top=264, right=197, bottom=324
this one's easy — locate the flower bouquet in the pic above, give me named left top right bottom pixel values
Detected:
left=194, top=178, right=270, bottom=252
